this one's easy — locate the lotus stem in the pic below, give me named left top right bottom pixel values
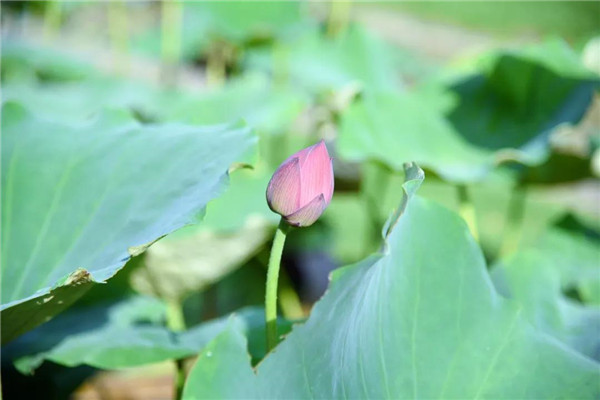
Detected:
left=206, top=42, right=227, bottom=87
left=327, top=0, right=352, bottom=38
left=265, top=219, right=290, bottom=352
left=43, top=0, right=62, bottom=42
left=457, top=184, right=479, bottom=242
left=499, top=183, right=527, bottom=258
left=161, top=0, right=182, bottom=85
left=108, top=1, right=129, bottom=75
left=272, top=42, right=289, bottom=88
left=166, top=299, right=186, bottom=399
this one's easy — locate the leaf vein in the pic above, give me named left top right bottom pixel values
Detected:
left=473, top=309, right=522, bottom=399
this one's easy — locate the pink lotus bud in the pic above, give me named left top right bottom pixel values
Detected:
left=266, top=140, right=334, bottom=227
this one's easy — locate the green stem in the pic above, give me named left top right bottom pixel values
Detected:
left=327, top=0, right=351, bottom=38
left=108, top=1, right=129, bottom=75
left=457, top=184, right=479, bottom=242
left=206, top=42, right=226, bottom=87
left=166, top=299, right=186, bottom=332
left=166, top=299, right=186, bottom=399
left=499, top=184, right=527, bottom=258
left=43, top=0, right=62, bottom=42
left=161, top=0, right=182, bottom=85
left=272, top=42, right=289, bottom=88
left=265, top=219, right=289, bottom=352
left=174, top=359, right=185, bottom=400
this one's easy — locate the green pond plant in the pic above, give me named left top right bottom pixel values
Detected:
left=264, top=140, right=334, bottom=351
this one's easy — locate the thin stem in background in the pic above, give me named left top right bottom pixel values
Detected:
left=206, top=41, right=232, bottom=87
left=265, top=219, right=289, bottom=352
left=326, top=0, right=352, bottom=38
left=457, top=184, right=479, bottom=242
left=161, top=0, right=182, bottom=85
left=43, top=0, right=62, bottom=42
left=499, top=183, right=528, bottom=258
left=272, top=42, right=290, bottom=88
left=173, top=359, right=186, bottom=400
left=166, top=299, right=186, bottom=400
left=108, top=1, right=129, bottom=75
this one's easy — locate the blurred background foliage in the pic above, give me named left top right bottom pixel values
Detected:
left=1, top=1, right=599, bottom=398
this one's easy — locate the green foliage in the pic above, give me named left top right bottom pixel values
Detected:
left=388, top=1, right=600, bottom=43
left=0, top=102, right=256, bottom=343
left=2, top=3, right=599, bottom=399
left=448, top=40, right=598, bottom=160
left=1, top=41, right=96, bottom=83
left=130, top=166, right=280, bottom=303
left=246, top=24, right=402, bottom=94
left=2, top=70, right=307, bottom=134
left=133, top=2, right=304, bottom=61
left=131, top=221, right=271, bottom=302
left=194, top=2, right=303, bottom=43
left=10, top=298, right=289, bottom=374
left=158, top=73, right=309, bottom=135
left=492, top=215, right=600, bottom=361
left=2, top=77, right=159, bottom=124
left=339, top=39, right=599, bottom=183
left=183, top=166, right=598, bottom=398
left=339, top=89, right=490, bottom=182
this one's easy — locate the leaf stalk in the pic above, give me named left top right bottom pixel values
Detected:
left=265, top=219, right=289, bottom=352
left=457, top=184, right=479, bottom=242
left=166, top=299, right=186, bottom=399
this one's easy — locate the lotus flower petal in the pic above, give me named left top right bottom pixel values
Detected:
left=296, top=141, right=334, bottom=207
left=285, top=194, right=326, bottom=227
left=266, top=157, right=301, bottom=216
left=266, top=140, right=334, bottom=227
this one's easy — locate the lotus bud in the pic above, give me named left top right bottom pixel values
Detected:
left=266, top=140, right=334, bottom=227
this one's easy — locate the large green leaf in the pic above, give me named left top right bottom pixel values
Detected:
left=1, top=78, right=160, bottom=124
left=129, top=166, right=279, bottom=302
left=193, top=2, right=303, bottom=44
left=338, top=89, right=491, bottom=182
left=183, top=164, right=599, bottom=399
left=0, top=102, right=256, bottom=343
left=448, top=50, right=597, bottom=155
left=491, top=215, right=600, bottom=361
left=158, top=73, right=308, bottom=135
left=356, top=162, right=578, bottom=259
left=246, top=24, right=402, bottom=94
left=3, top=72, right=307, bottom=138
left=1, top=41, right=96, bottom=83
left=478, top=39, right=599, bottom=81
left=390, top=2, right=599, bottom=41
left=338, top=39, right=599, bottom=183
left=9, top=297, right=281, bottom=374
